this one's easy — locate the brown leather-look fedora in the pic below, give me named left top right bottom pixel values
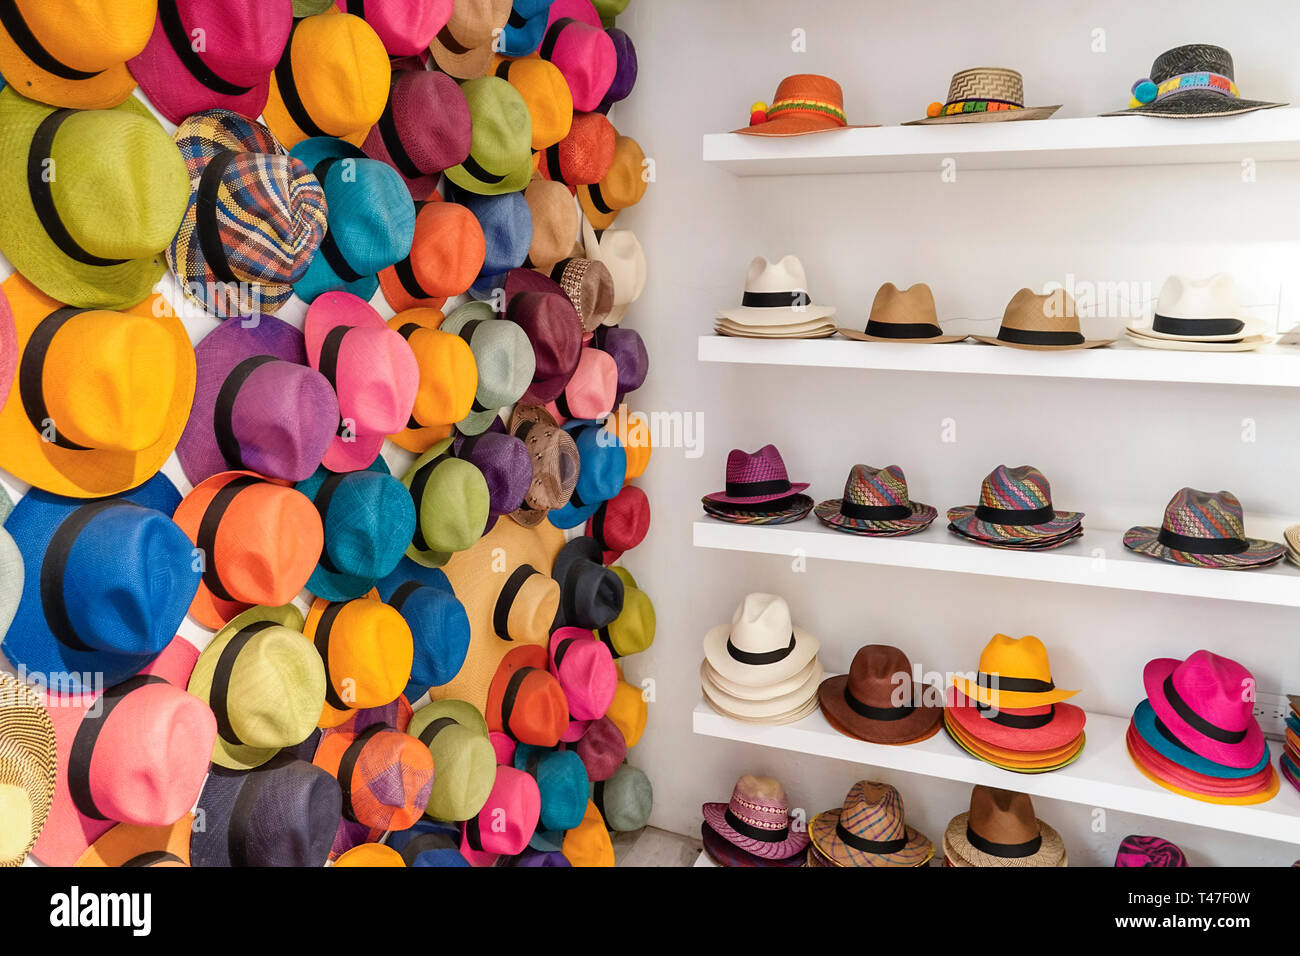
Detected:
left=973, top=288, right=1114, bottom=351
left=943, top=785, right=1067, bottom=867
left=818, top=645, right=944, bottom=745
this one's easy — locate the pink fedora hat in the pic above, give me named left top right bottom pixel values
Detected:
left=178, top=315, right=340, bottom=486
left=460, top=765, right=541, bottom=857
left=32, top=639, right=215, bottom=867
left=304, top=291, right=420, bottom=472
left=1144, top=650, right=1267, bottom=770
left=336, top=0, right=453, bottom=56
left=703, top=444, right=810, bottom=507
left=549, top=627, right=617, bottom=721
left=702, top=774, right=810, bottom=861
left=544, top=346, right=617, bottom=425
left=0, top=281, right=14, bottom=413
left=539, top=0, right=616, bottom=112
left=361, top=69, right=472, bottom=201
left=128, top=0, right=294, bottom=125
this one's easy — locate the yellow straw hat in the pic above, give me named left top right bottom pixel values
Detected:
left=332, top=843, right=405, bottom=867
left=951, top=634, right=1080, bottom=710
left=605, top=676, right=647, bottom=748
left=492, top=55, right=574, bottom=151
left=304, top=595, right=415, bottom=729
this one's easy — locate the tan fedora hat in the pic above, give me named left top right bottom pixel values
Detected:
left=973, top=288, right=1114, bottom=350
left=429, top=0, right=512, bottom=80
left=523, top=178, right=579, bottom=273
left=840, top=282, right=967, bottom=344
left=943, top=786, right=1067, bottom=867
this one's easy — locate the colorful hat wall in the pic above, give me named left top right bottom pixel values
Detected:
left=0, top=0, right=651, bottom=869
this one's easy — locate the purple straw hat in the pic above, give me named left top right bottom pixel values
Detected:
left=1123, top=487, right=1285, bottom=569
left=177, top=316, right=341, bottom=486
left=567, top=715, right=626, bottom=782
left=361, top=69, right=472, bottom=201
left=947, top=464, right=1083, bottom=543
left=1115, top=834, right=1188, bottom=867
left=701, top=774, right=810, bottom=860
left=703, top=445, right=810, bottom=507
left=700, top=821, right=805, bottom=867
left=506, top=286, right=584, bottom=404
left=452, top=431, right=533, bottom=518
left=590, top=324, right=647, bottom=403
left=595, top=27, right=637, bottom=115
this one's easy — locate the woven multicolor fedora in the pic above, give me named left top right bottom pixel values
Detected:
left=703, top=494, right=813, bottom=526
left=700, top=821, right=805, bottom=867
left=1124, top=488, right=1284, bottom=569
left=1103, top=44, right=1286, bottom=118
left=905, top=67, right=1060, bottom=125
left=948, top=465, right=1083, bottom=543
left=701, top=775, right=809, bottom=860
left=703, top=445, right=809, bottom=507
left=815, top=464, right=937, bottom=535
left=943, top=786, right=1066, bottom=867
left=1114, top=834, right=1188, bottom=867
left=809, top=781, right=934, bottom=867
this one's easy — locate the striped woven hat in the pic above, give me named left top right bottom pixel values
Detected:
left=701, top=775, right=809, bottom=860
left=0, top=673, right=56, bottom=866
left=809, top=781, right=933, bottom=867
left=948, top=465, right=1083, bottom=543
left=905, top=67, right=1060, bottom=125
left=1124, top=487, right=1284, bottom=569
left=815, top=464, right=937, bottom=536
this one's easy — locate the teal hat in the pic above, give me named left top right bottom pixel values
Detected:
left=400, top=437, right=491, bottom=568
left=549, top=421, right=626, bottom=529
left=501, top=0, right=555, bottom=56
left=594, top=763, right=652, bottom=831
left=515, top=743, right=589, bottom=833
left=289, top=136, right=416, bottom=302
left=444, top=77, right=534, bottom=196
left=296, top=460, right=416, bottom=602
left=440, top=302, right=537, bottom=435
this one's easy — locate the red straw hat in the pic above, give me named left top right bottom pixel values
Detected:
left=537, top=110, right=616, bottom=187
left=361, top=69, right=472, bottom=200
left=313, top=722, right=434, bottom=837
left=486, top=644, right=571, bottom=747
left=585, top=484, right=649, bottom=564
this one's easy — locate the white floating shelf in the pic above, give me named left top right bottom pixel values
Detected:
left=698, top=336, right=1300, bottom=389
left=693, top=518, right=1300, bottom=607
left=703, top=109, right=1300, bottom=176
left=694, top=698, right=1300, bottom=844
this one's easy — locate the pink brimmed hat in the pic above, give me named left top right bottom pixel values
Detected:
left=361, top=69, right=472, bottom=200
left=304, top=291, right=420, bottom=473
left=544, top=346, right=617, bottom=425
left=946, top=689, right=1087, bottom=753
left=703, top=445, right=809, bottom=506
left=538, top=0, right=617, bottom=112
left=335, top=0, right=453, bottom=56
left=1143, top=650, right=1267, bottom=769
left=460, top=765, right=541, bottom=857
left=702, top=774, right=810, bottom=860
left=128, top=0, right=294, bottom=125
left=549, top=627, right=617, bottom=721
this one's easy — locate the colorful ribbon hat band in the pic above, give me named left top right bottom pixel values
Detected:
left=1130, top=72, right=1239, bottom=108
left=934, top=99, right=1022, bottom=117
left=765, top=96, right=847, bottom=127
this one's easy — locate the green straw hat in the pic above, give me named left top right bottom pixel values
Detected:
left=292, top=0, right=337, bottom=14
left=407, top=699, right=498, bottom=822
left=0, top=87, right=189, bottom=309
left=444, top=77, right=534, bottom=197
left=594, top=763, right=652, bottom=832
left=593, top=0, right=631, bottom=26
left=440, top=301, right=538, bottom=435
left=598, top=566, right=655, bottom=658
left=401, top=437, right=491, bottom=568
left=187, top=604, right=327, bottom=771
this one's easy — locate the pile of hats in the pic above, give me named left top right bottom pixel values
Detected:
left=945, top=635, right=1087, bottom=772
left=700, top=594, right=822, bottom=725
left=1125, top=488, right=1285, bottom=571
left=0, top=0, right=657, bottom=868
left=943, top=785, right=1066, bottom=867
left=1126, top=275, right=1274, bottom=352
left=948, top=465, right=1084, bottom=551
left=714, top=256, right=836, bottom=338
left=699, top=774, right=809, bottom=867
left=701, top=445, right=812, bottom=525
left=1127, top=650, right=1278, bottom=805
left=1283, top=695, right=1300, bottom=796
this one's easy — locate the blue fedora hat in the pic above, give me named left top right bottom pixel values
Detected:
left=2, top=473, right=198, bottom=691
left=385, top=819, right=470, bottom=867
left=442, top=184, right=533, bottom=301
left=515, top=742, right=589, bottom=834
left=377, top=556, right=471, bottom=702
left=500, top=0, right=556, bottom=57
left=290, top=136, right=417, bottom=303
left=548, top=421, right=626, bottom=529
left=1131, top=698, right=1270, bottom=779
left=296, top=460, right=416, bottom=602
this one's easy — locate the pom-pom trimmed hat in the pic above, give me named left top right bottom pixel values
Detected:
left=702, top=774, right=809, bottom=861
left=312, top=721, right=434, bottom=837
left=361, top=68, right=471, bottom=200
left=586, top=485, right=649, bottom=565
left=0, top=0, right=155, bottom=109
left=943, top=786, right=1067, bottom=867
left=815, top=464, right=937, bottom=536
left=499, top=0, right=556, bottom=57
left=168, top=109, right=328, bottom=319
left=951, top=634, right=1080, bottom=711
left=305, top=595, right=415, bottom=729
left=819, top=645, right=945, bottom=745
left=1143, top=650, right=1267, bottom=769
left=443, top=76, right=534, bottom=196
left=336, top=0, right=453, bottom=57
left=0, top=274, right=195, bottom=498
left=303, top=290, right=420, bottom=472
left=263, top=10, right=391, bottom=149
left=537, top=0, right=616, bottom=113
left=406, top=699, right=496, bottom=821
left=386, top=308, right=479, bottom=453
left=127, top=0, right=294, bottom=125
left=428, top=0, right=513, bottom=80
left=703, top=593, right=819, bottom=688
left=810, top=780, right=934, bottom=867
left=75, top=814, right=194, bottom=867
left=737, top=74, right=872, bottom=137
left=178, top=314, right=340, bottom=486
left=0, top=672, right=56, bottom=866
left=376, top=558, right=471, bottom=699
left=526, top=178, right=581, bottom=273
left=1123, top=487, right=1285, bottom=570
left=552, top=535, right=625, bottom=629
left=2, top=475, right=199, bottom=693
left=187, top=604, right=327, bottom=771
left=401, top=437, right=492, bottom=568
left=0, top=89, right=189, bottom=310
left=1103, top=44, right=1286, bottom=118
left=379, top=199, right=487, bottom=313
left=172, top=471, right=324, bottom=629
left=905, top=67, right=1060, bottom=126
left=947, top=464, right=1084, bottom=543
left=289, top=135, right=417, bottom=303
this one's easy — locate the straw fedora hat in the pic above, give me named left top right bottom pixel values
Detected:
left=440, top=302, right=537, bottom=436
left=387, top=308, right=479, bottom=454
left=606, top=403, right=650, bottom=481
left=462, top=764, right=541, bottom=859
left=577, top=135, right=647, bottom=232
left=733, top=74, right=870, bottom=137
left=560, top=798, right=615, bottom=866
left=375, top=558, right=471, bottom=699
left=443, top=75, right=534, bottom=196
left=0, top=89, right=189, bottom=310
left=332, top=843, right=405, bottom=867
left=187, top=604, right=327, bottom=771
left=906, top=67, right=1060, bottom=125
left=552, top=535, right=624, bottom=628
left=548, top=424, right=624, bottom=531
left=379, top=199, right=486, bottom=313
left=515, top=742, right=589, bottom=834
left=1128, top=698, right=1268, bottom=781
left=951, top=634, right=1080, bottom=710
left=304, top=595, right=415, bottom=729
left=452, top=432, right=533, bottom=523
left=385, top=819, right=470, bottom=866
left=583, top=224, right=646, bottom=325
left=0, top=0, right=154, bottom=109
left=703, top=593, right=820, bottom=688
left=312, top=722, right=434, bottom=837
left=819, top=645, right=945, bottom=745
left=810, top=781, right=934, bottom=867
left=483, top=644, right=570, bottom=747
left=538, top=110, right=615, bottom=192
left=815, top=464, right=937, bottom=537
left=75, top=815, right=193, bottom=867
left=172, top=471, right=324, bottom=629
left=701, top=660, right=822, bottom=721
left=341, top=0, right=453, bottom=57
left=1103, top=44, right=1286, bottom=119
left=718, top=256, right=836, bottom=325
left=429, top=0, right=513, bottom=79
left=605, top=676, right=646, bottom=748
left=974, top=288, right=1114, bottom=350
left=702, top=774, right=809, bottom=860
left=493, top=55, right=573, bottom=151
left=538, top=0, right=616, bottom=112
left=947, top=464, right=1084, bottom=544
left=549, top=627, right=617, bottom=721
left=597, top=25, right=636, bottom=114
left=0, top=672, right=56, bottom=866
left=945, top=712, right=1085, bottom=772
left=594, top=763, right=651, bottom=832
left=525, top=178, right=581, bottom=274
left=505, top=281, right=583, bottom=402
left=946, top=689, right=1087, bottom=754
left=943, top=786, right=1067, bottom=867
left=1143, top=650, right=1267, bottom=769
left=402, top=437, right=492, bottom=568
left=263, top=10, right=390, bottom=149
left=840, top=282, right=966, bottom=344
left=508, top=404, right=581, bottom=527
left=587, top=487, right=649, bottom=565
left=407, top=698, right=496, bottom=821
left=1127, top=274, right=1262, bottom=343
left=0, top=275, right=194, bottom=498
left=1124, top=488, right=1284, bottom=570
left=457, top=186, right=535, bottom=298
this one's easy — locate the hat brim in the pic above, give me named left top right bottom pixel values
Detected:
left=701, top=801, right=810, bottom=859
left=949, top=674, right=1079, bottom=711
left=700, top=660, right=821, bottom=718
left=702, top=622, right=820, bottom=687
left=948, top=522, right=1083, bottom=551
left=700, top=821, right=805, bottom=866
left=809, top=809, right=933, bottom=867
left=1130, top=699, right=1270, bottom=779
left=944, top=713, right=1085, bottom=769
left=731, top=120, right=877, bottom=137
left=702, top=493, right=814, bottom=525
left=1128, top=732, right=1279, bottom=804
left=716, top=305, right=837, bottom=325
left=0, top=33, right=139, bottom=111
left=1125, top=318, right=1264, bottom=342
left=714, top=322, right=837, bottom=339
left=75, top=814, right=193, bottom=867
left=838, top=327, right=968, bottom=344
left=1142, top=657, right=1268, bottom=767
left=1102, top=95, right=1286, bottom=118
left=1124, top=331, right=1271, bottom=352
left=817, top=674, right=944, bottom=745
left=945, top=691, right=1087, bottom=752
left=445, top=154, right=535, bottom=197
left=702, top=685, right=820, bottom=725
left=702, top=656, right=821, bottom=702
left=813, top=499, right=937, bottom=534
left=129, top=26, right=275, bottom=128
left=943, top=811, right=1067, bottom=867
left=429, top=37, right=497, bottom=80
left=703, top=482, right=811, bottom=507
left=904, top=105, right=1061, bottom=125
left=1123, top=526, right=1285, bottom=570
left=970, top=334, right=1114, bottom=351
left=947, top=505, right=1084, bottom=543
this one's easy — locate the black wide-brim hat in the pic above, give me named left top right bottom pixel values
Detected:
left=1104, top=43, right=1287, bottom=118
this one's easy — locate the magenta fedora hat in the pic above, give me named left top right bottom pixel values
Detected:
left=178, top=315, right=340, bottom=486
left=128, top=0, right=294, bottom=125
left=361, top=69, right=472, bottom=201
left=539, top=0, right=616, bottom=112
left=549, top=626, right=617, bottom=721
left=701, top=774, right=810, bottom=860
left=506, top=287, right=583, bottom=404
left=1144, top=650, right=1266, bottom=769
left=335, top=0, right=453, bottom=57
left=567, top=714, right=625, bottom=781
left=703, top=445, right=810, bottom=506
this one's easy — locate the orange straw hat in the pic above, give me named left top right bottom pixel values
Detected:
left=606, top=675, right=647, bottom=748
left=0, top=273, right=195, bottom=498
left=562, top=798, right=615, bottom=866
left=263, top=10, right=391, bottom=149
left=386, top=308, right=479, bottom=454
left=332, top=842, right=405, bottom=866
left=733, top=74, right=872, bottom=137
left=0, top=0, right=155, bottom=109
left=605, top=404, right=651, bottom=482
left=379, top=198, right=487, bottom=314
left=523, top=178, right=580, bottom=272
left=312, top=722, right=434, bottom=838
left=577, top=133, right=647, bottom=231
left=75, top=814, right=193, bottom=867
left=305, top=595, right=415, bottom=729
left=537, top=110, right=616, bottom=188
left=493, top=55, right=574, bottom=151
left=485, top=643, right=571, bottom=747
left=171, top=471, right=325, bottom=631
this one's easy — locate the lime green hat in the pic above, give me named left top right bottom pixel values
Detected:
left=401, top=437, right=491, bottom=568
left=187, top=604, right=327, bottom=771
left=598, top=566, right=655, bottom=658
left=407, top=699, right=497, bottom=822
left=594, top=0, right=631, bottom=26
left=444, top=77, right=534, bottom=197
left=0, top=87, right=189, bottom=309
left=292, top=0, right=337, bottom=14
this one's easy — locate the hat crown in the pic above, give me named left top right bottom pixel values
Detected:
left=466, top=321, right=536, bottom=404
left=325, top=324, right=420, bottom=434
left=869, top=282, right=938, bottom=326
left=462, top=77, right=533, bottom=173
left=1001, top=288, right=1082, bottom=335
left=968, top=785, right=1041, bottom=847
left=170, top=0, right=294, bottom=79
left=284, top=13, right=390, bottom=138
left=742, top=255, right=810, bottom=298
left=223, top=626, right=326, bottom=747
left=320, top=472, right=415, bottom=579
left=976, top=634, right=1054, bottom=687
left=839, top=780, right=907, bottom=842
left=1154, top=273, right=1240, bottom=320
left=447, top=0, right=512, bottom=41
left=977, top=464, right=1055, bottom=511
left=724, top=444, right=792, bottom=488
left=847, top=644, right=913, bottom=708
left=23, top=0, right=156, bottom=69
left=945, top=67, right=1025, bottom=106
left=215, top=152, right=329, bottom=286
left=728, top=593, right=794, bottom=653
left=1116, top=834, right=1187, bottom=867
left=1149, top=44, right=1235, bottom=84
left=317, top=158, right=417, bottom=273
left=1168, top=649, right=1255, bottom=733
left=1159, top=487, right=1246, bottom=541
left=231, top=362, right=340, bottom=481
left=323, top=600, right=414, bottom=705
left=727, top=773, right=792, bottom=827
left=842, top=464, right=910, bottom=509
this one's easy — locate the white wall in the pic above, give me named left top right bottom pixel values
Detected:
left=612, top=0, right=1300, bottom=865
